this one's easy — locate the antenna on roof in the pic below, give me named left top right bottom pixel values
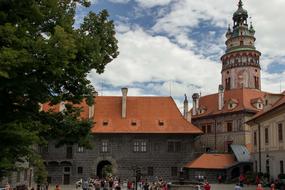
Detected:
left=280, top=79, right=282, bottom=94
left=169, top=81, right=172, bottom=96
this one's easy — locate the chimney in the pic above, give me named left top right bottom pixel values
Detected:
left=218, top=85, right=224, bottom=110
left=183, top=94, right=189, bottom=118
left=121, top=87, right=128, bottom=118
left=192, top=93, right=200, bottom=116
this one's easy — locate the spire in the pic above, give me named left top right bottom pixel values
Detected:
left=238, top=0, right=243, bottom=8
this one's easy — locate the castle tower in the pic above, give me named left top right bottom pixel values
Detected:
left=221, top=0, right=261, bottom=90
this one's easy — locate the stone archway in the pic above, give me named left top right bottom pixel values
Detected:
left=97, top=160, right=112, bottom=178
left=94, top=157, right=118, bottom=178
left=231, top=167, right=240, bottom=179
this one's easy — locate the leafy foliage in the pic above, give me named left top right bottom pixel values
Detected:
left=0, top=0, right=118, bottom=180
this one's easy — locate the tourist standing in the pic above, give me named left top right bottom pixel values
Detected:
left=234, top=183, right=242, bottom=190
left=82, top=179, right=89, bottom=190
left=5, top=183, right=10, bottom=190
left=204, top=182, right=211, bottom=190
left=256, top=184, right=264, bottom=190
left=55, top=184, right=61, bottom=190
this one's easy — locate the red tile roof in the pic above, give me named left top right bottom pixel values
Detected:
left=43, top=96, right=203, bottom=134
left=184, top=153, right=237, bottom=169
left=248, top=95, right=285, bottom=122
left=192, top=88, right=266, bottom=119
left=92, top=96, right=202, bottom=134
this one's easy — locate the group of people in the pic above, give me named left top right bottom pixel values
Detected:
left=74, top=176, right=168, bottom=190
left=75, top=176, right=121, bottom=190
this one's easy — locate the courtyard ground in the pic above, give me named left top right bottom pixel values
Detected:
left=48, top=184, right=270, bottom=190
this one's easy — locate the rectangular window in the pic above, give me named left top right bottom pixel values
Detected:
left=64, top=167, right=70, bottom=173
left=78, top=146, right=84, bottom=153
left=77, top=167, right=83, bottom=174
left=206, top=125, right=211, bottom=133
left=171, top=167, right=178, bottom=177
left=254, top=131, right=257, bottom=146
left=101, top=141, right=108, bottom=152
left=141, top=141, right=147, bottom=152
left=147, top=167, right=154, bottom=176
left=66, top=146, right=73, bottom=159
left=168, top=142, right=174, bottom=152
left=227, top=122, right=233, bottom=132
left=281, top=161, right=284, bottom=174
left=168, top=141, right=181, bottom=152
left=278, top=123, right=283, bottom=141
left=265, top=128, right=269, bottom=144
left=134, top=142, right=139, bottom=152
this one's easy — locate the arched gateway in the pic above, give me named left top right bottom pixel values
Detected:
left=97, top=160, right=112, bottom=178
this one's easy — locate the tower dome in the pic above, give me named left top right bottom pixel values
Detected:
left=232, top=0, right=248, bottom=28
left=221, top=0, right=261, bottom=91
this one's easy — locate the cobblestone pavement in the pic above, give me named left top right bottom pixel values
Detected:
left=49, top=184, right=270, bottom=190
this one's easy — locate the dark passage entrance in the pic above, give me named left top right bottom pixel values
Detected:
left=97, top=160, right=112, bottom=178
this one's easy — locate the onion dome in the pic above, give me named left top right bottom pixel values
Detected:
left=233, top=0, right=248, bottom=26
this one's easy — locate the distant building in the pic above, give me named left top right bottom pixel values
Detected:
left=247, top=94, right=285, bottom=180
left=188, top=0, right=284, bottom=178
left=41, top=88, right=202, bottom=184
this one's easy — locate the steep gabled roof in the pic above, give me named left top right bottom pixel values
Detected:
left=92, top=96, right=202, bottom=134
left=192, top=88, right=266, bottom=119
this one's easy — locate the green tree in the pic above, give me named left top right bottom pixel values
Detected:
left=0, top=0, right=119, bottom=180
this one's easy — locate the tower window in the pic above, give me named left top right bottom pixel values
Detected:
left=240, top=41, right=244, bottom=46
left=225, top=77, right=231, bottom=90
left=254, top=76, right=259, bottom=89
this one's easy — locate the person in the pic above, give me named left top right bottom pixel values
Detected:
left=143, top=179, right=149, bottom=190
left=255, top=176, right=260, bottom=185
left=55, top=184, right=61, bottom=190
left=234, top=183, right=242, bottom=190
left=196, top=184, right=201, bottom=190
left=204, top=182, right=211, bottom=190
left=82, top=179, right=89, bottom=190
left=239, top=174, right=245, bottom=187
left=270, top=183, right=275, bottom=190
left=256, top=184, right=264, bottom=190
left=5, top=183, right=10, bottom=190
left=218, top=175, right=222, bottom=184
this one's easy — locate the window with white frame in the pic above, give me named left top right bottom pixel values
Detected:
left=141, top=141, right=147, bottom=152
left=78, top=146, right=84, bottom=153
left=133, top=141, right=139, bottom=152
left=101, top=141, right=108, bottom=152
left=133, top=140, right=147, bottom=152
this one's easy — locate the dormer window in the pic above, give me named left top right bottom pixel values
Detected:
left=158, top=120, right=164, bottom=126
left=131, top=120, right=137, bottom=126
left=228, top=99, right=238, bottom=110
left=103, top=120, right=108, bottom=126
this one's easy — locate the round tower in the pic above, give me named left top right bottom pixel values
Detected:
left=221, top=0, right=261, bottom=90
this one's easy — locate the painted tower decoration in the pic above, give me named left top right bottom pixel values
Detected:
left=221, top=0, right=261, bottom=90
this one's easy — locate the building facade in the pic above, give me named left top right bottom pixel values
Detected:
left=248, top=95, right=285, bottom=180
left=41, top=88, right=202, bottom=184
left=190, top=0, right=280, bottom=154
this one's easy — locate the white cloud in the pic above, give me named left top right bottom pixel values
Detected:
left=88, top=26, right=220, bottom=98
left=135, top=0, right=172, bottom=8
left=107, top=0, right=130, bottom=4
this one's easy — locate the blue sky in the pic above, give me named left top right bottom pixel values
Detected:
left=76, top=0, right=285, bottom=109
